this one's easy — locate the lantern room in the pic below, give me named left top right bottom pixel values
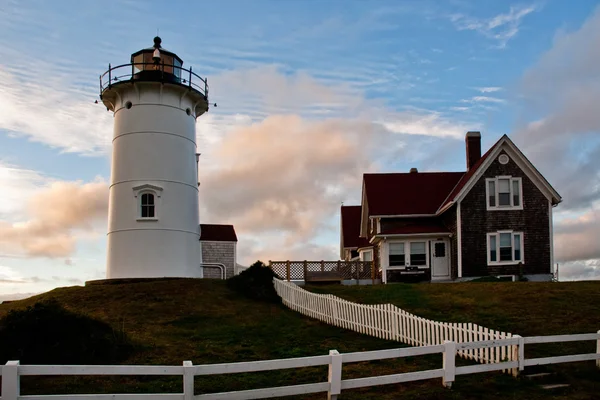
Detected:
left=130, top=36, right=184, bottom=81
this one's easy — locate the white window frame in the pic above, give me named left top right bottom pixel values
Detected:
left=387, top=240, right=430, bottom=269
left=487, top=231, right=524, bottom=265
left=486, top=176, right=523, bottom=210
left=133, top=184, right=163, bottom=221
left=360, top=250, right=373, bottom=262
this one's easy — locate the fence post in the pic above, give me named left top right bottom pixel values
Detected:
left=321, top=260, right=325, bottom=272
left=443, top=341, right=456, bottom=388
left=511, top=334, right=524, bottom=377
left=183, top=361, right=194, bottom=400
left=596, top=330, right=599, bottom=368
left=328, top=350, right=342, bottom=400
left=303, top=260, right=308, bottom=281
left=2, top=360, right=20, bottom=400
left=286, top=260, right=291, bottom=282
left=371, top=261, right=376, bottom=284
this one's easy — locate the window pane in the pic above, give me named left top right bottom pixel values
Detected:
left=512, top=180, right=520, bottom=206
left=389, top=254, right=405, bottom=266
left=489, top=235, right=497, bottom=262
left=148, top=206, right=155, bottom=218
left=410, top=254, right=427, bottom=265
left=499, top=233, right=512, bottom=247
left=499, top=233, right=513, bottom=261
left=488, top=181, right=496, bottom=207
left=499, top=247, right=512, bottom=261
left=389, top=243, right=405, bottom=255
left=498, top=179, right=510, bottom=192
left=490, top=249, right=497, bottom=262
left=514, top=234, right=521, bottom=260
left=434, top=242, right=445, bottom=257
left=141, top=205, right=148, bottom=218
left=410, top=242, right=426, bottom=254
left=410, top=242, right=427, bottom=266
left=362, top=251, right=373, bottom=262
left=498, top=193, right=510, bottom=206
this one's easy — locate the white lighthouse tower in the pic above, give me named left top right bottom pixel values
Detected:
left=100, top=37, right=209, bottom=279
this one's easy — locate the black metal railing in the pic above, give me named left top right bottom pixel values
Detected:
left=100, top=62, right=208, bottom=98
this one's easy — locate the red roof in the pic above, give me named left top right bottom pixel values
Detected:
left=380, top=220, right=449, bottom=235
left=341, top=205, right=371, bottom=249
left=200, top=224, right=237, bottom=242
left=364, top=172, right=465, bottom=216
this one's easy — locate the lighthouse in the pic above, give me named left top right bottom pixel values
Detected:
left=100, top=37, right=209, bottom=279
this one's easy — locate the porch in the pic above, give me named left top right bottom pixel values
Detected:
left=269, top=260, right=381, bottom=285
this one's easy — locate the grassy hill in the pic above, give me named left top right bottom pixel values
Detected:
left=0, top=279, right=599, bottom=399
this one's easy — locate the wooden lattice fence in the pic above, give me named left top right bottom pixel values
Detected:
left=269, top=260, right=380, bottom=282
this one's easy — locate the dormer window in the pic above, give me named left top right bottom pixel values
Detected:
left=133, top=184, right=163, bottom=221
left=486, top=176, right=523, bottom=210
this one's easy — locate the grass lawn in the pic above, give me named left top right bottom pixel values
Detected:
left=0, top=279, right=598, bottom=399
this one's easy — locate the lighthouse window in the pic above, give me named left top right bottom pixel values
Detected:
left=140, top=193, right=155, bottom=218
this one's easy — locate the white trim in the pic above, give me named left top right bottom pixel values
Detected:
left=376, top=218, right=381, bottom=234
left=486, top=231, right=524, bottom=265
left=371, top=232, right=450, bottom=242
left=132, top=183, right=164, bottom=195
left=360, top=249, right=373, bottom=262
left=370, top=213, right=437, bottom=218
left=549, top=201, right=554, bottom=275
left=451, top=138, right=561, bottom=207
left=387, top=239, right=430, bottom=269
left=457, top=202, right=462, bottom=278
left=485, top=176, right=523, bottom=211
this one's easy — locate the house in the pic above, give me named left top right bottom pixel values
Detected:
left=340, top=132, right=562, bottom=283
left=200, top=224, right=238, bottom=279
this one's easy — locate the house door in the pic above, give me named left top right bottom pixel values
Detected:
left=431, top=240, right=450, bottom=278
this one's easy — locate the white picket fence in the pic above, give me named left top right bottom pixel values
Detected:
left=274, top=278, right=520, bottom=370
left=3, top=332, right=600, bottom=400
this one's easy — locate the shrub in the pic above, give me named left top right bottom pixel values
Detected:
left=227, top=261, right=281, bottom=303
left=0, top=299, right=133, bottom=365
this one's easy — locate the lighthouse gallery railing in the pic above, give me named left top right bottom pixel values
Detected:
left=100, top=62, right=208, bottom=97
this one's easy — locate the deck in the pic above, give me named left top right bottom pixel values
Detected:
left=304, top=270, right=343, bottom=283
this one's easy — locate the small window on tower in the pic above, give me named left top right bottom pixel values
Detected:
left=140, top=193, right=155, bottom=218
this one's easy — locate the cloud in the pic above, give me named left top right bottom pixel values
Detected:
left=193, top=65, right=479, bottom=263
left=515, top=7, right=600, bottom=212
left=558, top=259, right=600, bottom=281
left=0, top=169, right=108, bottom=258
left=0, top=68, right=112, bottom=155
left=450, top=4, right=538, bottom=48
left=0, top=292, right=38, bottom=302
left=475, top=87, right=502, bottom=93
left=200, top=115, right=389, bottom=248
left=554, top=207, right=600, bottom=264
left=0, top=266, right=27, bottom=283
left=461, top=96, right=506, bottom=104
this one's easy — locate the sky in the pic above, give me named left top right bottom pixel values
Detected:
left=1, top=0, right=600, bottom=299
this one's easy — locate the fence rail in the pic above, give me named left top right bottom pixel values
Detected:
left=269, top=260, right=379, bottom=281
left=3, top=333, right=599, bottom=399
left=273, top=278, right=517, bottom=371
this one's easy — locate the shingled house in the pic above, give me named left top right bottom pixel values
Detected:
left=200, top=224, right=238, bottom=279
left=340, top=132, right=562, bottom=283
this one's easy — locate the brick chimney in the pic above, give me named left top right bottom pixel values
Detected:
left=466, top=131, right=481, bottom=171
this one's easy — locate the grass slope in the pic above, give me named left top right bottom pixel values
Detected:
left=0, top=279, right=598, bottom=399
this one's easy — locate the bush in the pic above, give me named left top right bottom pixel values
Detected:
left=0, top=299, right=133, bottom=365
left=227, top=261, right=281, bottom=303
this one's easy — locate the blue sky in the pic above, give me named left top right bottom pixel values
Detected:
left=1, top=0, right=600, bottom=298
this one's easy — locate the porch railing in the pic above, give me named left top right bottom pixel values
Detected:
left=269, top=260, right=380, bottom=282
